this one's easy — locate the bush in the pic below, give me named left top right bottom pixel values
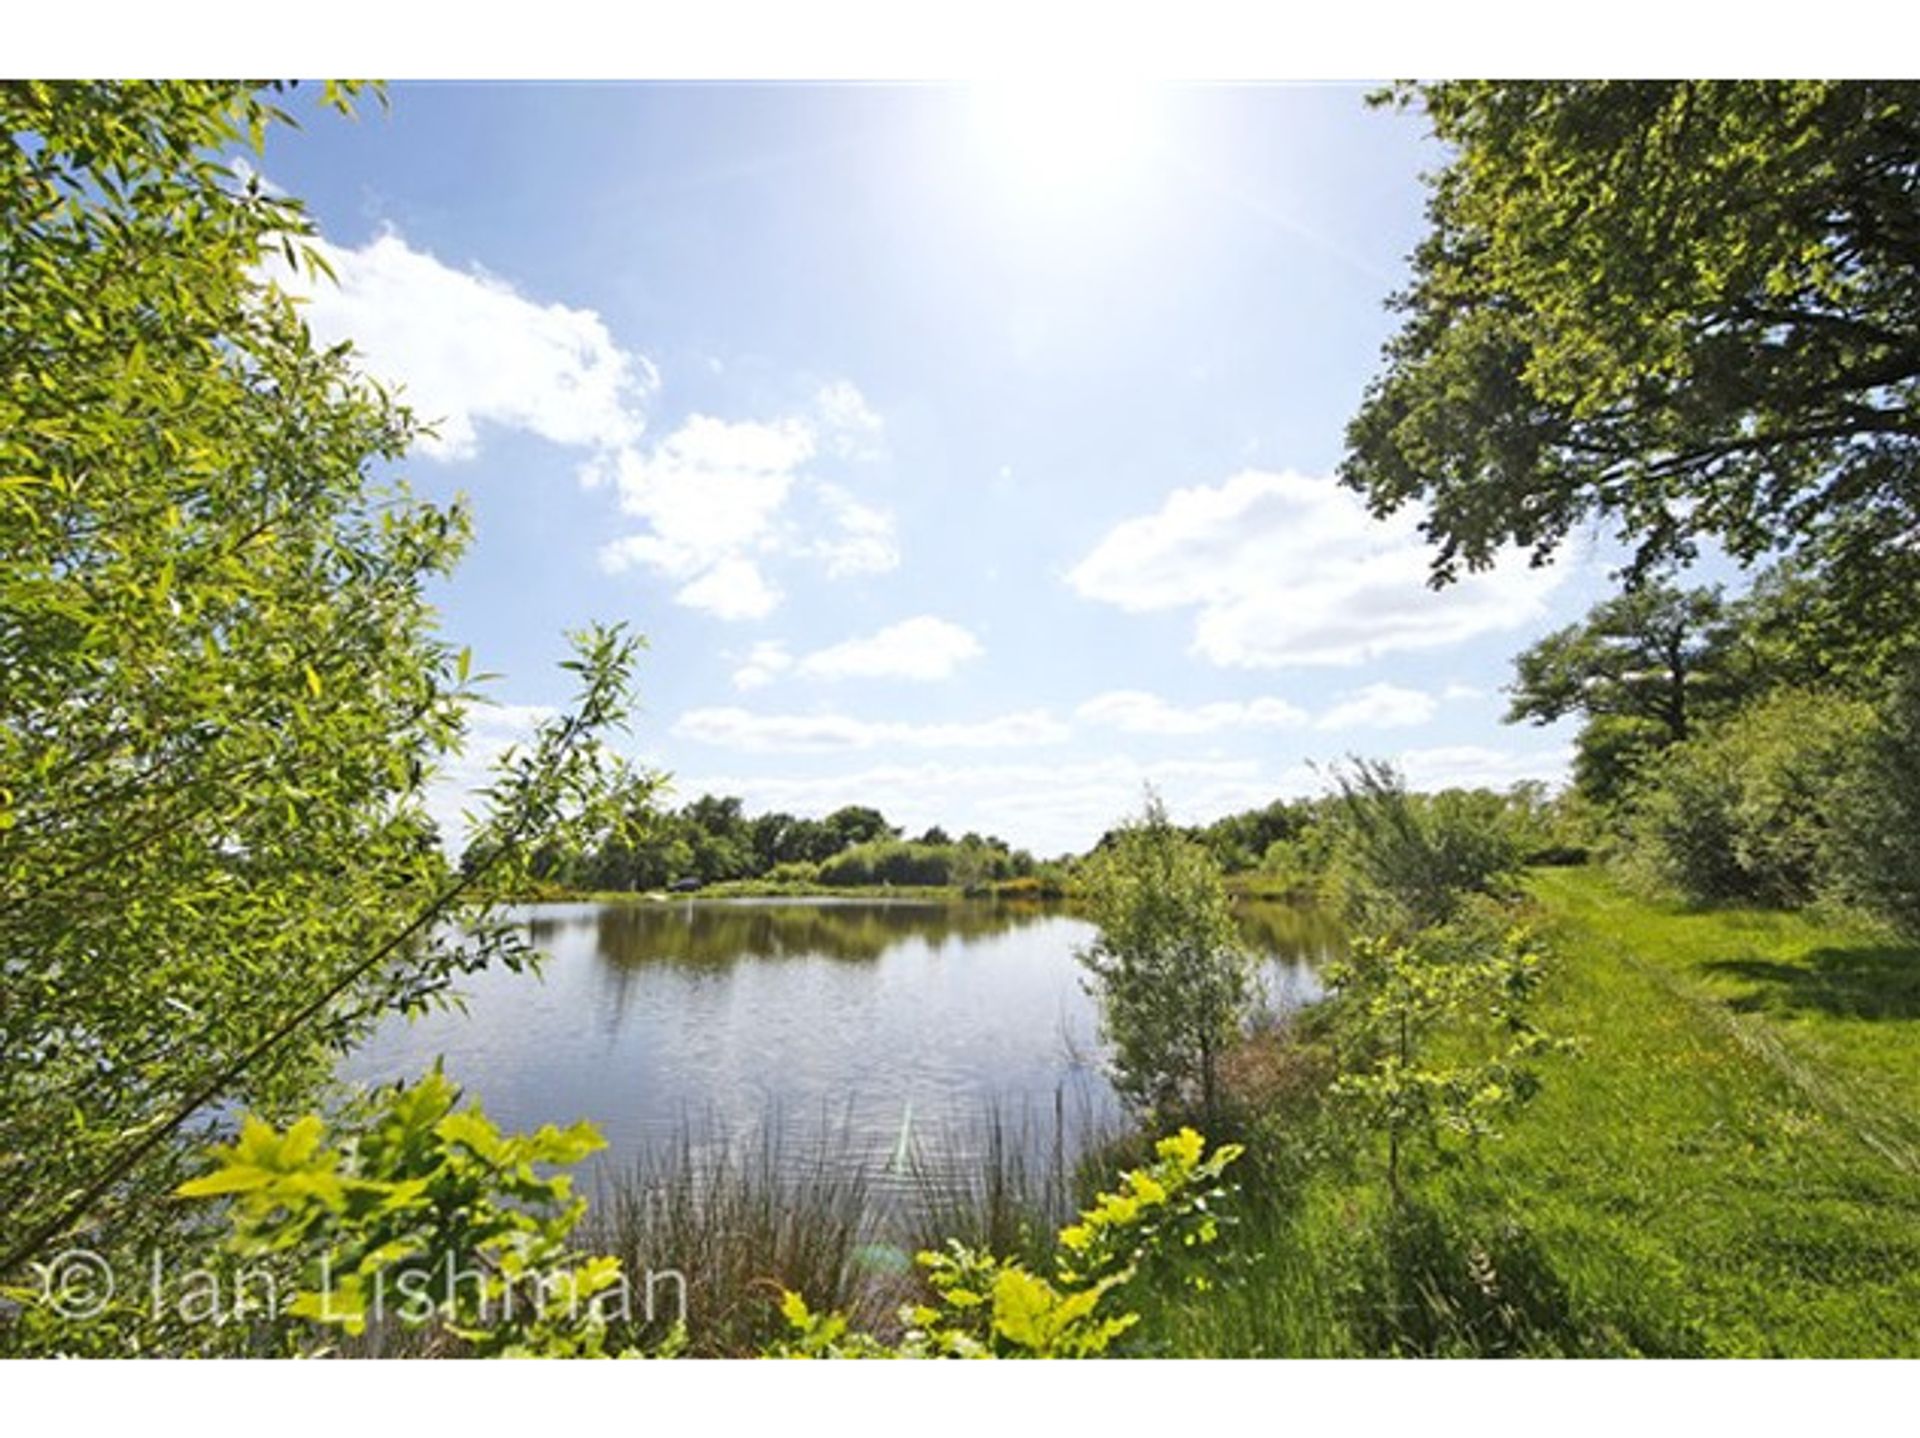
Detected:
left=815, top=839, right=1015, bottom=889
left=1627, top=689, right=1878, bottom=908
left=1327, top=761, right=1524, bottom=934
left=1831, top=663, right=1920, bottom=935
left=1258, top=821, right=1338, bottom=901
left=1324, top=912, right=1563, bottom=1197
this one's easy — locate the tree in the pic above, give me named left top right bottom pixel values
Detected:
left=1505, top=582, right=1750, bottom=801
left=679, top=793, right=754, bottom=882
left=1076, top=795, right=1258, bottom=1123
left=0, top=82, right=653, bottom=1295
left=821, top=805, right=897, bottom=850
left=1344, top=82, right=1920, bottom=624
left=1196, top=799, right=1303, bottom=873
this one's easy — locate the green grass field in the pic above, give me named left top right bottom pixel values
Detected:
left=1140, top=868, right=1920, bottom=1356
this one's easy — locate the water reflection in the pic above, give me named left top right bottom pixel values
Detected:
left=571, top=898, right=1046, bottom=968
left=345, top=897, right=1338, bottom=1182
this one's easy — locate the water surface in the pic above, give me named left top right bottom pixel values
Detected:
left=344, top=898, right=1339, bottom=1177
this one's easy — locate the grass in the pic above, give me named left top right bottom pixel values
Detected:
left=580, top=1098, right=1118, bottom=1356
left=1131, top=866, right=1920, bottom=1356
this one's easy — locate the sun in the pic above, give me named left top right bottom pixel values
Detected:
left=965, top=80, right=1164, bottom=204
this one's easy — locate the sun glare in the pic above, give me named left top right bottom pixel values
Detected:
left=966, top=80, right=1163, bottom=203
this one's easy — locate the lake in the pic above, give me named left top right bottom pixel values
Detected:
left=342, top=897, right=1342, bottom=1183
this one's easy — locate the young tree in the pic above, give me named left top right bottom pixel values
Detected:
left=1343, top=82, right=1920, bottom=624
left=1326, top=923, right=1560, bottom=1199
left=0, top=82, right=654, bottom=1292
left=1076, top=795, right=1259, bottom=1123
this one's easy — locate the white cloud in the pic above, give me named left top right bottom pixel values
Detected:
left=1315, top=683, right=1439, bottom=731
left=594, top=401, right=898, bottom=619
left=672, top=706, right=1068, bottom=753
left=1443, top=683, right=1484, bottom=702
left=267, top=227, right=895, bottom=623
left=731, top=641, right=795, bottom=692
left=814, top=380, right=886, bottom=459
left=1074, top=684, right=1441, bottom=734
left=797, top=617, right=983, bottom=682
left=806, top=483, right=901, bottom=578
left=267, top=230, right=655, bottom=461
left=727, top=617, right=982, bottom=691
left=1075, top=689, right=1309, bottom=735
left=672, top=557, right=782, bottom=621
left=592, top=414, right=810, bottom=584
left=1067, top=470, right=1564, bottom=668
left=1393, top=744, right=1572, bottom=793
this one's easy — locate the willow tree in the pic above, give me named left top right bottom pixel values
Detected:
left=1344, top=82, right=1920, bottom=635
left=0, top=82, right=652, bottom=1293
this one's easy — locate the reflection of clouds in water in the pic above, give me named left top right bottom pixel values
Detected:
left=344, top=898, right=1337, bottom=1195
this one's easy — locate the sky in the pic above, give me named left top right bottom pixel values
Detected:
left=256, top=80, right=1628, bottom=855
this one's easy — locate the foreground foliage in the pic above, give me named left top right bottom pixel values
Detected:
left=0, top=81, right=657, bottom=1308
left=175, top=1071, right=640, bottom=1357
left=775, top=1128, right=1242, bottom=1358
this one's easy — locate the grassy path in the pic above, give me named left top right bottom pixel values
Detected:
left=1145, top=868, right=1920, bottom=1355
left=1454, top=870, right=1920, bottom=1354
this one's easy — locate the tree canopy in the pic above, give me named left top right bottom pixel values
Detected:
left=1344, top=81, right=1920, bottom=616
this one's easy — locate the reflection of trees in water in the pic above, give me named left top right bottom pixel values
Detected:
left=530, top=898, right=1342, bottom=974
left=589, top=900, right=1058, bottom=968
left=1231, top=900, right=1347, bottom=965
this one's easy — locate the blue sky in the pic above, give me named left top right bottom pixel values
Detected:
left=259, top=80, right=1625, bottom=854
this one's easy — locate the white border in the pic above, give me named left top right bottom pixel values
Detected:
left=6, top=1, right=1918, bottom=80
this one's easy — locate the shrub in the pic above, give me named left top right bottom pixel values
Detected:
left=1258, top=821, right=1338, bottom=901
left=815, top=839, right=1016, bottom=889
left=1831, top=662, right=1920, bottom=935
left=775, top=1128, right=1242, bottom=1358
left=1628, top=688, right=1878, bottom=907
left=1324, top=912, right=1564, bottom=1197
left=1327, top=761, right=1524, bottom=934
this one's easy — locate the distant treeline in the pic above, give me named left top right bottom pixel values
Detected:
left=503, top=779, right=1588, bottom=899
left=511, top=794, right=1058, bottom=893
